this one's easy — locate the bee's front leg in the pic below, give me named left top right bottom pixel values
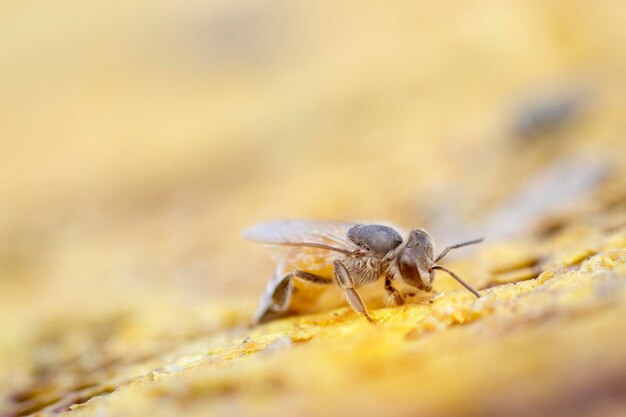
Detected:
left=333, top=261, right=374, bottom=323
left=384, top=274, right=405, bottom=306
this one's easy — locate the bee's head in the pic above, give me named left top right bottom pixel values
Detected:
left=396, top=229, right=435, bottom=291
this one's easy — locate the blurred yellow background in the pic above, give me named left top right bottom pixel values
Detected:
left=1, top=0, right=626, bottom=415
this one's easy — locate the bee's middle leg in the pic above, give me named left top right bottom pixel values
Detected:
left=333, top=260, right=374, bottom=322
left=293, top=270, right=333, bottom=285
left=385, top=274, right=405, bottom=306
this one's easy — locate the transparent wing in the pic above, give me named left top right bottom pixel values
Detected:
left=242, top=219, right=358, bottom=253
left=242, top=219, right=359, bottom=272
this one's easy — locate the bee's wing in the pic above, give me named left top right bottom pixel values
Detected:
left=242, top=219, right=359, bottom=272
left=242, top=219, right=358, bottom=254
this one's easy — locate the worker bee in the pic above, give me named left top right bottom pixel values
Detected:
left=243, top=220, right=482, bottom=324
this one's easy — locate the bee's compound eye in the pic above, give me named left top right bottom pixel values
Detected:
left=396, top=248, right=424, bottom=289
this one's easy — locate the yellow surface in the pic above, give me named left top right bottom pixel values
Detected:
left=4, top=227, right=625, bottom=417
left=1, top=0, right=626, bottom=416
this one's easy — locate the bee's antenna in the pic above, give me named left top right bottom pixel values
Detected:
left=434, top=238, right=483, bottom=263
left=432, top=265, right=481, bottom=298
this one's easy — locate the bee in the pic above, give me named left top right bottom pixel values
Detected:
left=243, top=220, right=482, bottom=324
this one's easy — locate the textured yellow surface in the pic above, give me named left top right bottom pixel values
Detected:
left=70, top=243, right=626, bottom=417
left=2, top=212, right=625, bottom=417
left=1, top=0, right=626, bottom=416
